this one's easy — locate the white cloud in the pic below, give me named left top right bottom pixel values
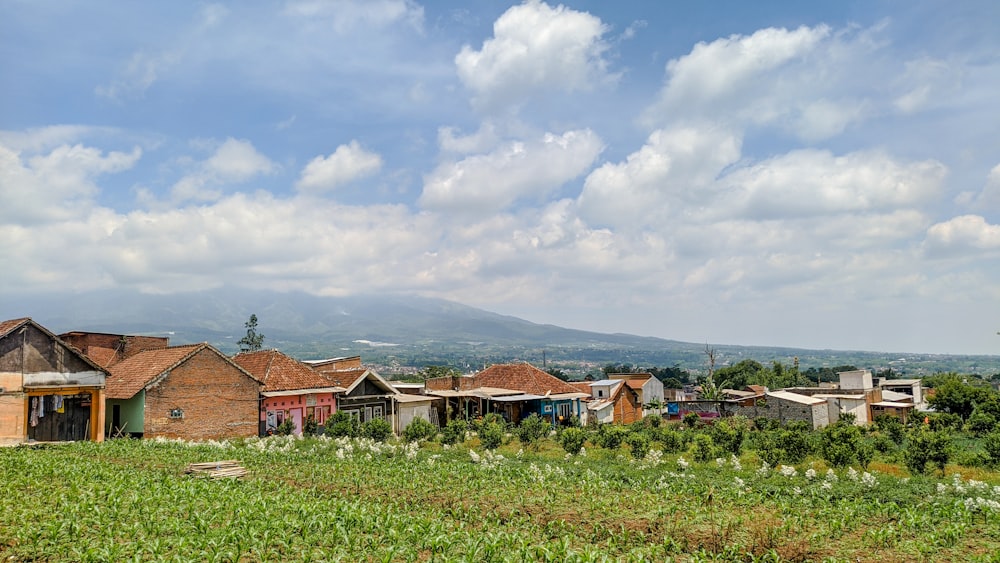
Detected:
left=923, top=215, right=1000, bottom=257
left=438, top=122, right=501, bottom=155
left=893, top=57, right=961, bottom=114
left=0, top=141, right=141, bottom=225
left=966, top=163, right=1000, bottom=211
left=296, top=141, right=383, bottom=193
left=455, top=0, right=612, bottom=111
left=577, top=126, right=741, bottom=228
left=95, top=50, right=181, bottom=101
left=420, top=129, right=603, bottom=214
left=283, top=0, right=424, bottom=33
left=163, top=138, right=275, bottom=205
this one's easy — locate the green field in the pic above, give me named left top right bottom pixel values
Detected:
left=2, top=432, right=1000, bottom=562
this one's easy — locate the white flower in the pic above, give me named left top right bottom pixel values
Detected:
left=825, top=469, right=838, bottom=482
left=847, top=467, right=859, bottom=481
left=469, top=450, right=481, bottom=463
left=677, top=457, right=689, bottom=470
left=757, top=462, right=770, bottom=476
left=937, top=483, right=949, bottom=494
left=580, top=446, right=587, bottom=457
left=516, top=448, right=524, bottom=458
left=716, top=458, right=726, bottom=467
left=734, top=476, right=746, bottom=488
left=730, top=454, right=742, bottom=471
left=792, top=486, right=803, bottom=495
left=821, top=481, right=833, bottom=490
left=861, top=472, right=876, bottom=488
left=779, top=465, right=797, bottom=477
left=805, top=468, right=817, bottom=480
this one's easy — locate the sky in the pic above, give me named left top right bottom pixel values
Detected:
left=2, top=1, right=999, bottom=356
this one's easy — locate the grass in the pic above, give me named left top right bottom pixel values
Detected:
left=1, top=434, right=999, bottom=562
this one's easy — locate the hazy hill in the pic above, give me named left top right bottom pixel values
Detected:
left=2, top=287, right=997, bottom=377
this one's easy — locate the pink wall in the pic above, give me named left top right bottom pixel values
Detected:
left=261, top=392, right=339, bottom=434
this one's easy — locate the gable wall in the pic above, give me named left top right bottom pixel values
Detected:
left=143, top=348, right=259, bottom=440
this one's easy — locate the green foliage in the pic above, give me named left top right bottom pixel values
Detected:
left=440, top=419, right=468, bottom=446
left=819, top=422, right=865, bottom=468
left=754, top=417, right=779, bottom=431
left=652, top=427, right=685, bottom=453
left=516, top=414, right=550, bottom=449
left=928, top=412, right=963, bottom=431
left=402, top=417, right=437, bottom=443
left=966, top=410, right=997, bottom=436
left=302, top=415, right=318, bottom=437
left=983, top=429, right=1000, bottom=467
left=874, top=414, right=906, bottom=444
left=904, top=428, right=951, bottom=476
left=625, top=431, right=651, bottom=459
left=683, top=412, right=700, bottom=428
left=545, top=368, right=569, bottom=381
left=361, top=418, right=393, bottom=442
left=237, top=313, right=265, bottom=353
left=417, top=365, right=462, bottom=381
left=754, top=432, right=785, bottom=467
left=478, top=421, right=505, bottom=450
left=595, top=425, right=630, bottom=450
left=690, top=433, right=716, bottom=463
left=925, top=373, right=991, bottom=420
left=275, top=418, right=295, bottom=436
left=326, top=411, right=361, bottom=438
left=558, top=427, right=586, bottom=455
left=708, top=420, right=745, bottom=456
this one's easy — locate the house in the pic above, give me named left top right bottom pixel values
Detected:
left=878, top=378, right=925, bottom=409
left=0, top=318, right=108, bottom=444
left=105, top=343, right=261, bottom=440
left=58, top=331, right=170, bottom=368
left=426, top=363, right=587, bottom=426
left=608, top=373, right=665, bottom=416
left=759, top=391, right=831, bottom=429
left=232, top=350, right=346, bottom=436
left=392, top=393, right=439, bottom=434
left=584, top=379, right=643, bottom=425
left=307, top=357, right=400, bottom=428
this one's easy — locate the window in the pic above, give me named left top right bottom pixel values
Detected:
left=597, top=389, right=604, bottom=398
left=557, top=402, right=572, bottom=419
left=373, top=405, right=383, bottom=420
left=169, top=408, right=184, bottom=419
left=364, top=406, right=373, bottom=422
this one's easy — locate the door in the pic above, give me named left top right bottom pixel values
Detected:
left=291, top=408, right=303, bottom=435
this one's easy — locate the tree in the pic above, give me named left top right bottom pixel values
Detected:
left=925, top=373, right=989, bottom=420
left=546, top=368, right=569, bottom=381
left=417, top=365, right=461, bottom=381
left=238, top=314, right=265, bottom=352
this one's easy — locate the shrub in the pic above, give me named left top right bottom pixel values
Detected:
left=275, top=418, right=296, bottom=436
left=325, top=412, right=360, bottom=438
left=558, top=427, right=586, bottom=455
left=754, top=417, right=779, bottom=431
left=777, top=428, right=813, bottom=463
left=820, top=422, right=864, bottom=468
left=683, top=412, right=701, bottom=428
left=402, top=417, right=437, bottom=443
left=361, top=418, right=393, bottom=442
left=441, top=419, right=468, bottom=446
left=927, top=412, right=962, bottom=432
left=643, top=414, right=663, bottom=428
left=709, top=420, right=744, bottom=456
left=302, top=415, right=318, bottom=437
left=874, top=414, right=906, bottom=444
left=965, top=411, right=997, bottom=436
left=983, top=429, right=1000, bottom=468
left=625, top=431, right=651, bottom=459
left=516, top=414, right=550, bottom=450
left=478, top=421, right=505, bottom=450
left=596, top=425, right=630, bottom=450
left=904, top=428, right=950, bottom=476
left=691, top=433, right=716, bottom=463
left=754, top=432, right=785, bottom=467
left=653, top=427, right=685, bottom=453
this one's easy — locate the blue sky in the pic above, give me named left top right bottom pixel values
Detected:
left=2, top=1, right=999, bottom=355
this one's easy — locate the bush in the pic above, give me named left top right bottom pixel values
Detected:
left=984, top=429, right=1000, bottom=468
left=874, top=414, right=906, bottom=444
left=754, top=417, right=779, bottom=431
left=904, top=428, right=950, bottom=476
left=683, top=412, right=701, bottom=428
left=325, top=412, right=360, bottom=438
left=596, top=425, right=630, bottom=450
left=709, top=420, right=745, bottom=456
left=361, top=418, right=393, bottom=442
left=402, top=417, right=437, bottom=443
left=275, top=418, right=296, bottom=436
left=653, top=427, right=685, bottom=453
left=625, top=431, right=651, bottom=459
left=478, top=421, right=506, bottom=450
left=302, top=415, right=318, bottom=437
left=927, top=412, right=963, bottom=432
left=516, top=414, right=550, bottom=449
left=558, top=427, right=586, bottom=455
left=754, top=432, right=785, bottom=467
left=691, top=433, right=716, bottom=463
left=965, top=411, right=997, bottom=436
left=820, top=422, right=864, bottom=468
left=777, top=428, right=813, bottom=463
left=441, top=419, right=468, bottom=446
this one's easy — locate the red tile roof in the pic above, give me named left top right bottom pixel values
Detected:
left=0, top=317, right=31, bottom=337
left=473, top=363, right=581, bottom=396
left=233, top=350, right=342, bottom=393
left=569, top=381, right=594, bottom=396
left=314, top=368, right=368, bottom=389
left=106, top=343, right=259, bottom=400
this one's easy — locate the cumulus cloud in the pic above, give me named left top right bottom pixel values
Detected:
left=0, top=141, right=141, bottom=225
left=577, top=126, right=741, bottom=228
left=296, top=141, right=383, bottom=193
left=420, top=129, right=603, bottom=214
left=924, top=215, right=1000, bottom=257
left=161, top=138, right=275, bottom=205
left=646, top=24, right=883, bottom=141
left=455, top=0, right=612, bottom=111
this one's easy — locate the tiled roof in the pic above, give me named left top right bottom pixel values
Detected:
left=106, top=344, right=204, bottom=400
left=86, top=347, right=120, bottom=368
left=0, top=317, right=31, bottom=337
left=472, top=363, right=581, bottom=397
left=569, top=382, right=593, bottom=396
left=314, top=367, right=368, bottom=388
left=233, top=350, right=341, bottom=393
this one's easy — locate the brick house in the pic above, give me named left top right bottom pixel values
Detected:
left=106, top=343, right=261, bottom=440
left=0, top=318, right=108, bottom=444
left=579, top=379, right=644, bottom=425
left=59, top=331, right=170, bottom=368
left=232, top=350, right=345, bottom=435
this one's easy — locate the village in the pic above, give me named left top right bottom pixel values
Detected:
left=1, top=316, right=925, bottom=445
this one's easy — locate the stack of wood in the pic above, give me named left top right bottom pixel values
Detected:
left=184, top=460, right=247, bottom=479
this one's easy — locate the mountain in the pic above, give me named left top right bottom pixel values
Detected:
left=2, top=287, right=997, bottom=377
